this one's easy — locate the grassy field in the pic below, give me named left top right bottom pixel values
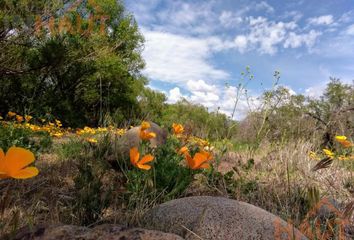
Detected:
left=0, top=117, right=353, bottom=239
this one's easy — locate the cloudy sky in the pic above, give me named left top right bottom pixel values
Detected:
left=126, top=0, right=354, bottom=119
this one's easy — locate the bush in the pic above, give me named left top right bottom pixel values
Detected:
left=0, top=123, right=52, bottom=153
left=125, top=136, right=195, bottom=209
left=72, top=139, right=113, bottom=226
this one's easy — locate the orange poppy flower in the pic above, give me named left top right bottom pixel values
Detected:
left=172, top=123, right=184, bottom=135
left=7, top=111, right=16, bottom=118
left=200, top=150, right=213, bottom=161
left=178, top=146, right=189, bottom=155
left=340, top=140, right=353, bottom=148
left=335, top=136, right=353, bottom=148
left=16, top=115, right=24, bottom=123
left=139, top=121, right=156, bottom=140
left=139, top=130, right=156, bottom=140
left=129, top=147, right=154, bottom=170
left=141, top=121, right=151, bottom=130
left=184, top=151, right=213, bottom=170
left=0, top=147, right=39, bottom=179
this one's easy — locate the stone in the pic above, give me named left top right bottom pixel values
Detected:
left=142, top=196, right=308, bottom=240
left=14, top=224, right=184, bottom=240
left=119, top=122, right=167, bottom=153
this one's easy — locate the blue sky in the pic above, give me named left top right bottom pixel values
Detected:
left=126, top=0, right=354, bottom=118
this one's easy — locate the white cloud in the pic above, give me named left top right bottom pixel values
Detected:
left=165, top=80, right=261, bottom=120
left=126, top=0, right=161, bottom=23
left=284, top=30, right=322, bottom=48
left=281, top=11, right=303, bottom=22
left=153, top=1, right=218, bottom=35
left=234, top=35, right=248, bottom=53
left=243, top=17, right=298, bottom=54
left=308, top=15, right=334, bottom=25
left=167, top=87, right=186, bottom=103
left=344, top=24, right=354, bottom=35
left=219, top=11, right=243, bottom=28
left=187, top=79, right=215, bottom=92
left=229, top=17, right=322, bottom=54
left=189, top=91, right=220, bottom=108
left=305, top=84, right=327, bottom=98
left=338, top=10, right=354, bottom=24
left=142, top=29, right=229, bottom=84
left=282, top=85, right=297, bottom=95
left=254, top=1, right=275, bottom=13
left=187, top=80, right=220, bottom=108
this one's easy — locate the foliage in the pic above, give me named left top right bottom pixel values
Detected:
left=125, top=136, right=195, bottom=209
left=72, top=140, right=112, bottom=226
left=0, top=0, right=146, bottom=127
left=138, top=87, right=167, bottom=121
left=307, top=78, right=354, bottom=147
left=236, top=79, right=354, bottom=148
left=158, top=99, right=234, bottom=140
left=0, top=123, right=52, bottom=153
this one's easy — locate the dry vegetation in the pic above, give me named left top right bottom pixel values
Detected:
left=1, top=133, right=353, bottom=239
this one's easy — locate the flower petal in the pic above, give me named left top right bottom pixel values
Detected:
left=178, top=146, right=189, bottom=155
left=5, top=147, right=35, bottom=174
left=141, top=121, right=151, bottom=130
left=335, top=136, right=347, bottom=141
left=193, top=153, right=208, bottom=169
left=184, top=153, right=194, bottom=168
left=139, top=154, right=154, bottom=165
left=0, top=173, right=9, bottom=179
left=199, top=163, right=210, bottom=169
left=11, top=167, right=39, bottom=179
left=137, top=164, right=151, bottom=170
left=140, top=130, right=156, bottom=140
left=200, top=151, right=213, bottom=161
left=0, top=149, right=4, bottom=160
left=0, top=149, right=5, bottom=173
left=130, top=147, right=139, bottom=166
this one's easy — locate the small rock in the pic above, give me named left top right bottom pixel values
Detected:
left=142, top=196, right=308, bottom=240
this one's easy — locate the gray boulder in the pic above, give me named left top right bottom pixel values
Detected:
left=119, top=122, right=167, bottom=153
left=142, top=196, right=308, bottom=240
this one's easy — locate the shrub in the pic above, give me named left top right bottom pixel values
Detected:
left=0, top=123, right=52, bottom=153
left=72, top=139, right=113, bottom=226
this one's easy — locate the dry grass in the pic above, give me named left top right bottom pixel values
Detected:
left=0, top=138, right=353, bottom=239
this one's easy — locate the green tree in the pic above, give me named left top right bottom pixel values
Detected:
left=138, top=87, right=167, bottom=121
left=307, top=78, right=354, bottom=147
left=0, top=0, right=146, bottom=127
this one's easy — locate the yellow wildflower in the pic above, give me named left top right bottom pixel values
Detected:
left=51, top=132, right=63, bottom=138
left=55, top=119, right=62, bottom=127
left=85, top=138, right=98, bottom=144
left=335, top=135, right=353, bottom=148
left=25, top=115, right=33, bottom=122
left=323, top=148, right=334, bottom=159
